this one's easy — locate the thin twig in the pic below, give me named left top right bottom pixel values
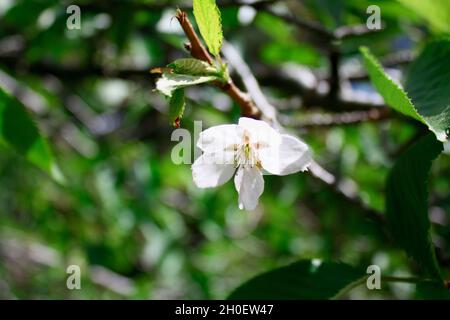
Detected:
left=283, top=108, right=391, bottom=128
left=175, top=10, right=260, bottom=118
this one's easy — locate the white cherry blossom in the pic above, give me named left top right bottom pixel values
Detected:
left=192, top=117, right=311, bottom=210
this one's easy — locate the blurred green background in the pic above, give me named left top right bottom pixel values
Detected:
left=0, top=0, right=448, bottom=299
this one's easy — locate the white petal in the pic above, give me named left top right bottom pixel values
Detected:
left=259, top=134, right=311, bottom=175
left=197, top=124, right=243, bottom=154
left=192, top=153, right=235, bottom=188
left=156, top=73, right=217, bottom=97
left=234, top=166, right=264, bottom=211
left=238, top=117, right=281, bottom=146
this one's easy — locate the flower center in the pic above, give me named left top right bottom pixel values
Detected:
left=234, top=131, right=262, bottom=169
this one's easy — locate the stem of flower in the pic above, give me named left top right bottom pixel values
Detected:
left=175, top=9, right=261, bottom=118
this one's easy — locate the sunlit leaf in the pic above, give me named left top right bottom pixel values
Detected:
left=405, top=39, right=450, bottom=142
left=360, top=46, right=449, bottom=141
left=193, top=0, right=223, bottom=56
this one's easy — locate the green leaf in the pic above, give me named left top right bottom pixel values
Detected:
left=397, top=0, right=450, bottom=33
left=360, top=46, right=449, bottom=141
left=228, top=260, right=366, bottom=300
left=405, top=39, right=450, bottom=142
left=169, top=89, right=186, bottom=128
left=386, top=133, right=443, bottom=280
left=155, top=72, right=217, bottom=97
left=360, top=47, right=424, bottom=122
left=0, top=87, right=65, bottom=184
left=193, top=0, right=223, bottom=56
left=168, top=58, right=218, bottom=76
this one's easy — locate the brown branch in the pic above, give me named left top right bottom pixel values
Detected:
left=175, top=10, right=260, bottom=118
